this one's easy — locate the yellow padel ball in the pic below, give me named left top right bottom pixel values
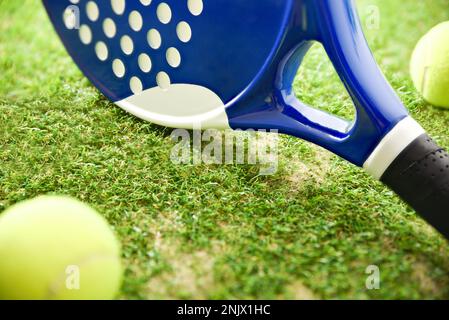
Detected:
left=0, top=196, right=122, bottom=300
left=411, top=21, right=449, bottom=108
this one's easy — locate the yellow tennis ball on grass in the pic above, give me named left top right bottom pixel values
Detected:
left=410, top=21, right=449, bottom=108
left=0, top=196, right=122, bottom=300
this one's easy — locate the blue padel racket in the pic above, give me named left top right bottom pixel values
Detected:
left=43, top=0, right=449, bottom=238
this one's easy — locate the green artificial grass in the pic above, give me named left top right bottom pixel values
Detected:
left=1, top=0, right=449, bottom=299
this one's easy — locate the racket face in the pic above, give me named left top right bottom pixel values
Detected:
left=43, top=0, right=294, bottom=129
left=44, top=0, right=410, bottom=166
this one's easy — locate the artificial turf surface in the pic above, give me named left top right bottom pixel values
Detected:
left=1, top=0, right=449, bottom=299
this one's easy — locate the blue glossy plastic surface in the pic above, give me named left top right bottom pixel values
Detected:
left=43, top=0, right=290, bottom=104
left=43, top=0, right=409, bottom=166
left=226, top=0, right=409, bottom=165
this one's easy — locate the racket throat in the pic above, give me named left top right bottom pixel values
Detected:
left=276, top=91, right=352, bottom=138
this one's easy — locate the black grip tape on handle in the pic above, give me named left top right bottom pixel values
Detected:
left=381, top=134, right=449, bottom=239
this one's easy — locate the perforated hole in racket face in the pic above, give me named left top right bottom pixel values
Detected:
left=43, top=0, right=292, bottom=129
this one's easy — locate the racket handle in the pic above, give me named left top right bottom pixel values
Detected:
left=380, top=134, right=449, bottom=239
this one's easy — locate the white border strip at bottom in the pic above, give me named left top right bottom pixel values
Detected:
left=363, top=117, right=425, bottom=180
